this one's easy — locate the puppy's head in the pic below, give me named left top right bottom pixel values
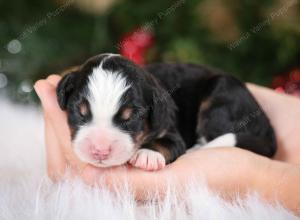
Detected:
left=56, top=54, right=175, bottom=167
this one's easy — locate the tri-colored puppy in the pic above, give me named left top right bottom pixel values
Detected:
left=56, top=53, right=276, bottom=171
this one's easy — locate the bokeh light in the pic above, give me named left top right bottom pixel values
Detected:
left=0, top=73, right=8, bottom=89
left=7, top=39, right=22, bottom=54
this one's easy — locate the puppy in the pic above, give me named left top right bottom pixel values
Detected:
left=56, top=53, right=276, bottom=171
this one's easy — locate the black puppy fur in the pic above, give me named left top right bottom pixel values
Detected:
left=57, top=54, right=276, bottom=164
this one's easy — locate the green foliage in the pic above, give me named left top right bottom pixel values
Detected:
left=0, top=0, right=299, bottom=103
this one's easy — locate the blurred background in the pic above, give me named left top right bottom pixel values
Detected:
left=1, top=0, right=300, bottom=104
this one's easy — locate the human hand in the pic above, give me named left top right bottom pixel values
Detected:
left=247, top=84, right=300, bottom=164
left=34, top=76, right=299, bottom=200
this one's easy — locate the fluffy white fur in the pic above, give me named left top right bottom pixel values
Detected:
left=0, top=98, right=299, bottom=220
left=192, top=133, right=236, bottom=151
left=87, top=59, right=130, bottom=119
left=203, top=133, right=236, bottom=148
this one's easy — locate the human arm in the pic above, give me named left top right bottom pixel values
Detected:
left=34, top=76, right=300, bottom=213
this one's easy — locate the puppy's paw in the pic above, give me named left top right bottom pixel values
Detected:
left=129, top=149, right=166, bottom=171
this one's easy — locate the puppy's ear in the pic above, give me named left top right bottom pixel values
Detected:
left=56, top=72, right=78, bottom=110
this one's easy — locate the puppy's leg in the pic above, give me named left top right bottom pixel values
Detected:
left=232, top=133, right=276, bottom=157
left=129, top=131, right=186, bottom=171
left=191, top=132, right=276, bottom=157
left=193, top=75, right=276, bottom=157
left=188, top=133, right=236, bottom=153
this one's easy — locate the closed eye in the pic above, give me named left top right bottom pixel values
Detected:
left=116, top=106, right=146, bottom=126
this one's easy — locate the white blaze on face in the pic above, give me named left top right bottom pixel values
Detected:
left=73, top=61, right=135, bottom=167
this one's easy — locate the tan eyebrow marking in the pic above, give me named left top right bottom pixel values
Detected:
left=121, top=107, right=133, bottom=120
left=79, top=102, right=88, bottom=116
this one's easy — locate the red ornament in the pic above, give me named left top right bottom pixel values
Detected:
left=290, top=69, right=300, bottom=82
left=272, top=68, right=300, bottom=97
left=275, top=86, right=285, bottom=93
left=119, top=29, right=154, bottom=65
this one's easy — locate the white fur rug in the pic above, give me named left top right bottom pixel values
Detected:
left=0, top=98, right=299, bottom=220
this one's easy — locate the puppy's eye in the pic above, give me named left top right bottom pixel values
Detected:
left=79, top=102, right=89, bottom=117
left=120, top=107, right=133, bottom=121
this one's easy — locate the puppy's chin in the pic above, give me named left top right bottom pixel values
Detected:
left=87, top=157, right=132, bottom=168
left=73, top=146, right=135, bottom=168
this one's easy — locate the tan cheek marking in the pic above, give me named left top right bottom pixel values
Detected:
left=197, top=98, right=212, bottom=133
left=135, top=132, right=146, bottom=145
left=121, top=108, right=133, bottom=120
left=134, top=122, right=150, bottom=146
left=70, top=127, right=76, bottom=139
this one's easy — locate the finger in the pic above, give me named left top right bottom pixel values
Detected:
left=34, top=80, right=71, bottom=149
left=79, top=163, right=170, bottom=201
left=34, top=79, right=67, bottom=180
left=47, top=74, right=61, bottom=87
left=34, top=80, right=86, bottom=170
left=44, top=111, right=67, bottom=180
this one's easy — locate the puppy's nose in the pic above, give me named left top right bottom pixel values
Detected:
left=91, top=146, right=111, bottom=161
